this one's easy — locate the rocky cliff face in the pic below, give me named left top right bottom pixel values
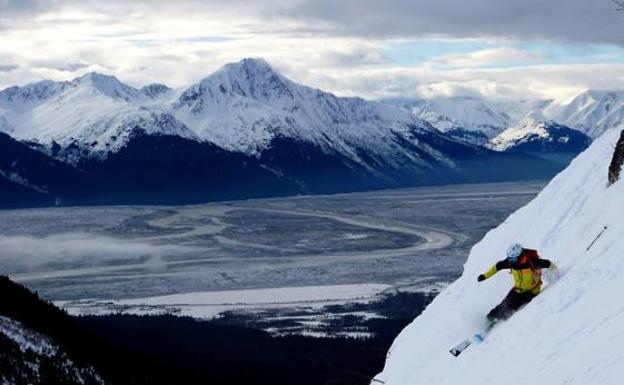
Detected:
left=608, top=129, right=624, bottom=185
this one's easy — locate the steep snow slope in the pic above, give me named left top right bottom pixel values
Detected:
left=543, top=90, right=624, bottom=139
left=374, top=127, right=624, bottom=385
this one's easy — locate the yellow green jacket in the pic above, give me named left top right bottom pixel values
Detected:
left=481, top=252, right=556, bottom=295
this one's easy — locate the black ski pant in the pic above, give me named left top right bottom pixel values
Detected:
left=487, top=289, right=536, bottom=321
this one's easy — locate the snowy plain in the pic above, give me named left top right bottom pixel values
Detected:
left=57, top=283, right=392, bottom=319
left=374, top=127, right=624, bottom=385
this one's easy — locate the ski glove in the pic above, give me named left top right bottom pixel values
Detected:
left=545, top=262, right=561, bottom=282
left=477, top=274, right=486, bottom=282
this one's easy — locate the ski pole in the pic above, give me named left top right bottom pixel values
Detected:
left=586, top=226, right=608, bottom=251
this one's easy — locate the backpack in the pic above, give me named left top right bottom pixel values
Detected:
left=520, top=248, right=542, bottom=286
left=520, top=248, right=540, bottom=268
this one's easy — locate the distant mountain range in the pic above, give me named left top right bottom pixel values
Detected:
left=386, top=89, right=624, bottom=143
left=0, top=58, right=611, bottom=207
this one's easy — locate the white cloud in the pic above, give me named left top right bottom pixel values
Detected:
left=306, top=62, right=624, bottom=101
left=0, top=0, right=623, bottom=101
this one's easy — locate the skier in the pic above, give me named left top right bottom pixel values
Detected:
left=477, top=243, right=558, bottom=329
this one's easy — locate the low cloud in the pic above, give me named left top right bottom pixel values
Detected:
left=0, top=233, right=194, bottom=275
left=54, top=62, right=90, bottom=72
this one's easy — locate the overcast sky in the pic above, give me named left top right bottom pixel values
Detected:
left=1, top=0, right=624, bottom=100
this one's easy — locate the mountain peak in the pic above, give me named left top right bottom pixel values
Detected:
left=177, top=58, right=296, bottom=110
left=490, top=110, right=590, bottom=154
left=210, top=57, right=289, bottom=90
left=141, top=83, right=172, bottom=98
left=224, top=57, right=274, bottom=74
left=73, top=72, right=141, bottom=100
left=76, top=71, right=122, bottom=86
left=78, top=71, right=114, bottom=80
left=542, top=88, right=624, bottom=139
left=0, top=79, right=69, bottom=104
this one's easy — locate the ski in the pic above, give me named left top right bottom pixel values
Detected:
left=449, top=333, right=485, bottom=357
left=449, top=338, right=471, bottom=356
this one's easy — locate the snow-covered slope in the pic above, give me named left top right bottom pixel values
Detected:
left=374, top=127, right=624, bottom=385
left=543, top=90, right=624, bottom=139
left=490, top=113, right=591, bottom=156
left=0, top=315, right=104, bottom=385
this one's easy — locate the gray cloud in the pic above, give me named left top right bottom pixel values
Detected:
left=1, top=0, right=622, bottom=44
left=269, top=0, right=624, bottom=44
left=0, top=0, right=60, bottom=29
left=55, top=62, right=89, bottom=71
left=1, top=0, right=624, bottom=100
left=0, top=0, right=57, bottom=15
left=0, top=64, right=17, bottom=72
left=31, top=60, right=90, bottom=72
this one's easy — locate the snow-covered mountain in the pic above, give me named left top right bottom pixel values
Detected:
left=542, top=89, right=624, bottom=139
left=0, top=58, right=565, bottom=206
left=0, top=59, right=425, bottom=163
left=384, top=96, right=555, bottom=146
left=489, top=113, right=591, bottom=162
left=171, top=58, right=423, bottom=159
left=372, top=126, right=624, bottom=385
left=0, top=72, right=196, bottom=160
left=386, top=96, right=511, bottom=145
left=385, top=90, right=624, bottom=153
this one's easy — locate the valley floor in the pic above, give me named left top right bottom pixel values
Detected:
left=0, top=181, right=543, bottom=336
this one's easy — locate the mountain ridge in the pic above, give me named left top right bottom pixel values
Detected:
left=0, top=58, right=570, bottom=207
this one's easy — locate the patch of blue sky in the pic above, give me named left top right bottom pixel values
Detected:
left=382, top=39, right=495, bottom=66
left=515, top=41, right=624, bottom=66
left=128, top=36, right=233, bottom=47
left=182, top=36, right=234, bottom=43
left=383, top=39, right=624, bottom=69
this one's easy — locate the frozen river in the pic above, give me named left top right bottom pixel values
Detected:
left=0, top=181, right=544, bottom=312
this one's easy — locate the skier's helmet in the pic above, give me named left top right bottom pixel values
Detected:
left=506, top=243, right=523, bottom=262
